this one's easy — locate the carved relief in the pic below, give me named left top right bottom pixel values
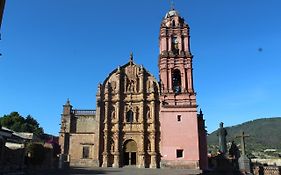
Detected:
left=110, top=110, right=115, bottom=123
left=146, top=107, right=151, bottom=120
left=111, top=140, right=115, bottom=152
left=97, top=60, right=160, bottom=167
left=111, top=81, right=117, bottom=92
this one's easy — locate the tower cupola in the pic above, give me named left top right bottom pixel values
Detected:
left=159, top=9, right=191, bottom=57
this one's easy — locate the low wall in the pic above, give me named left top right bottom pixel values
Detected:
left=252, top=159, right=281, bottom=166
left=0, top=147, right=25, bottom=173
left=160, top=160, right=200, bottom=169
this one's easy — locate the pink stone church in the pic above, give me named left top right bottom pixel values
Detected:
left=59, top=8, right=208, bottom=170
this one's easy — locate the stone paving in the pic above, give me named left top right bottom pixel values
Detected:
left=28, top=167, right=203, bottom=175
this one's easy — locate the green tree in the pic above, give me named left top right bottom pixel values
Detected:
left=0, top=112, right=44, bottom=136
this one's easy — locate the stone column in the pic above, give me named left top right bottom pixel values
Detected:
left=181, top=65, right=187, bottom=93
left=150, top=100, right=157, bottom=168
left=168, top=36, right=172, bottom=52
left=187, top=67, right=193, bottom=93
left=102, top=136, right=108, bottom=167
left=102, top=101, right=109, bottom=167
left=150, top=135, right=157, bottom=168
left=184, top=36, right=189, bottom=52
left=113, top=133, right=120, bottom=168
left=168, top=68, right=172, bottom=92
left=138, top=135, right=145, bottom=168
left=160, top=35, right=168, bottom=53
left=138, top=101, right=145, bottom=168
left=178, top=34, right=182, bottom=53
left=139, top=67, right=144, bottom=92
left=94, top=89, right=101, bottom=167
left=164, top=68, right=168, bottom=93
left=151, top=101, right=155, bottom=132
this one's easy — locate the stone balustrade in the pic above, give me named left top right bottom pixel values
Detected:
left=73, top=110, right=96, bottom=116
left=253, top=166, right=281, bottom=175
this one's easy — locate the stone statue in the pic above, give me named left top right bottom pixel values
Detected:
left=111, top=142, right=115, bottom=152
left=147, top=109, right=150, bottom=119
left=111, top=110, right=115, bottom=120
left=217, top=122, right=227, bottom=154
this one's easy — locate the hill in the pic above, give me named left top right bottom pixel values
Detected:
left=207, top=117, right=281, bottom=156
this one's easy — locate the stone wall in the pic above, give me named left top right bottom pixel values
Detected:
left=69, top=133, right=98, bottom=167
left=0, top=146, right=25, bottom=173
left=252, top=158, right=281, bottom=166
left=76, top=115, right=97, bottom=133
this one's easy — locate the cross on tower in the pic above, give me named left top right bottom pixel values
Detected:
left=236, top=131, right=249, bottom=156
left=168, top=0, right=175, bottom=10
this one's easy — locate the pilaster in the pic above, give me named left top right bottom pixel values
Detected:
left=102, top=101, right=109, bottom=167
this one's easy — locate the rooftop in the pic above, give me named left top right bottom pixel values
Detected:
left=165, top=9, right=180, bottom=19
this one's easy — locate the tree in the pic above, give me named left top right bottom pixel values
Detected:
left=0, top=112, right=44, bottom=136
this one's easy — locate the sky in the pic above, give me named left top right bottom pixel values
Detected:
left=0, top=0, right=281, bottom=136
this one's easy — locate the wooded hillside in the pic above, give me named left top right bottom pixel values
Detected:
left=208, top=117, right=281, bottom=155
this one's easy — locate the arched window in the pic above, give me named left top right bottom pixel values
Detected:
left=172, top=20, right=176, bottom=27
left=172, top=37, right=179, bottom=55
left=172, top=69, right=181, bottom=94
left=126, top=110, right=134, bottom=123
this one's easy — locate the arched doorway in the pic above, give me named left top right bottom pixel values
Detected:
left=123, top=140, right=137, bottom=166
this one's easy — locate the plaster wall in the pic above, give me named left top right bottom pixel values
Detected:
left=160, top=108, right=200, bottom=168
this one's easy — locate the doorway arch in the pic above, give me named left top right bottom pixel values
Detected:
left=123, top=139, right=137, bottom=166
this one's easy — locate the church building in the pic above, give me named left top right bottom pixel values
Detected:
left=59, top=8, right=208, bottom=170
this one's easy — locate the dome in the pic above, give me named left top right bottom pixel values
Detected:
left=165, top=10, right=180, bottom=19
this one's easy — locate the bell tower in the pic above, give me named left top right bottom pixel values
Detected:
left=159, top=9, right=207, bottom=169
left=159, top=9, right=195, bottom=102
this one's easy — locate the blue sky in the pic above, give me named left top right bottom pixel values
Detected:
left=1, top=0, right=281, bottom=135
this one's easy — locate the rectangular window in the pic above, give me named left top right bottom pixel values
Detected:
left=176, top=149, right=184, bottom=158
left=82, top=146, right=90, bottom=159
left=177, top=115, right=181, bottom=121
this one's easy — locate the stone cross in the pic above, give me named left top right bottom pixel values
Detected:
left=236, top=131, right=249, bottom=156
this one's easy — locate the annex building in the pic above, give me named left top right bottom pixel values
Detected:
left=59, top=8, right=208, bottom=170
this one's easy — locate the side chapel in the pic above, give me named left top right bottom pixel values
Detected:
left=59, top=8, right=208, bottom=170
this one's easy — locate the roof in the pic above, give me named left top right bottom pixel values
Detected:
left=165, top=9, right=180, bottom=19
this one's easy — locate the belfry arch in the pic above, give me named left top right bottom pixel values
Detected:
left=172, top=69, right=181, bottom=94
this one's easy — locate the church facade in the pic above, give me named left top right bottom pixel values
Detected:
left=59, top=9, right=208, bottom=170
